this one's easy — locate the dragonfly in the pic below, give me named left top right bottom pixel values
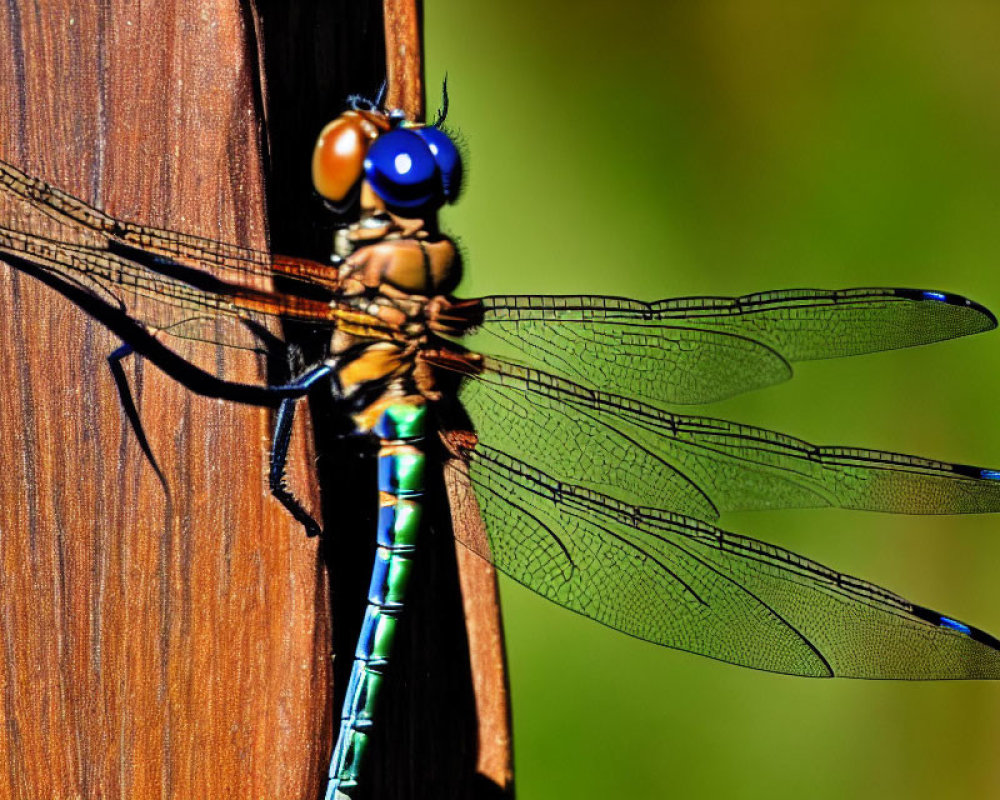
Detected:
left=1, top=95, right=999, bottom=800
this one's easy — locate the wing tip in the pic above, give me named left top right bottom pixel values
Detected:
left=911, top=603, right=1000, bottom=652
left=897, top=288, right=998, bottom=331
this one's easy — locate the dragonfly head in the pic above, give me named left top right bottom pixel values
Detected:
left=312, top=99, right=462, bottom=220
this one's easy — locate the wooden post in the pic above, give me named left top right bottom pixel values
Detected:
left=0, top=0, right=512, bottom=797
left=0, top=1, right=330, bottom=796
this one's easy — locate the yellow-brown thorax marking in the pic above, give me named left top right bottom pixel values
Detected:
left=332, top=205, right=457, bottom=402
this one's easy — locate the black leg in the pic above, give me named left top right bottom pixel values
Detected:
left=268, top=397, right=322, bottom=537
left=110, top=344, right=337, bottom=537
left=267, top=363, right=338, bottom=537
left=107, top=343, right=170, bottom=490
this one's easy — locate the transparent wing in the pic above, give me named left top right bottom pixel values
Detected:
left=0, top=158, right=338, bottom=290
left=452, top=358, right=1000, bottom=520
left=0, top=158, right=343, bottom=353
left=446, top=447, right=1000, bottom=679
left=474, top=290, right=997, bottom=404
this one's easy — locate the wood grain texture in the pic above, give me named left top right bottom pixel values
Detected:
left=0, top=1, right=513, bottom=798
left=383, top=0, right=424, bottom=117
left=0, top=2, right=329, bottom=797
left=445, top=462, right=515, bottom=791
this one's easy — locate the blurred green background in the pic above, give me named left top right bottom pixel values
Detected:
left=425, top=3, right=1000, bottom=799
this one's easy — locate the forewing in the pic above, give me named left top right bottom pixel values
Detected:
left=0, top=158, right=340, bottom=360
left=475, top=289, right=997, bottom=404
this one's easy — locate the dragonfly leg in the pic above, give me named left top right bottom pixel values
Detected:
left=107, top=343, right=170, bottom=491
left=110, top=342, right=337, bottom=536
left=268, top=363, right=340, bottom=537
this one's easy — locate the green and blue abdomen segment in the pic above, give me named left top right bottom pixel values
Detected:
left=327, top=402, right=427, bottom=800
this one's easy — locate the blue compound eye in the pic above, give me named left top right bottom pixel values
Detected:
left=363, top=129, right=441, bottom=212
left=413, top=126, right=462, bottom=202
